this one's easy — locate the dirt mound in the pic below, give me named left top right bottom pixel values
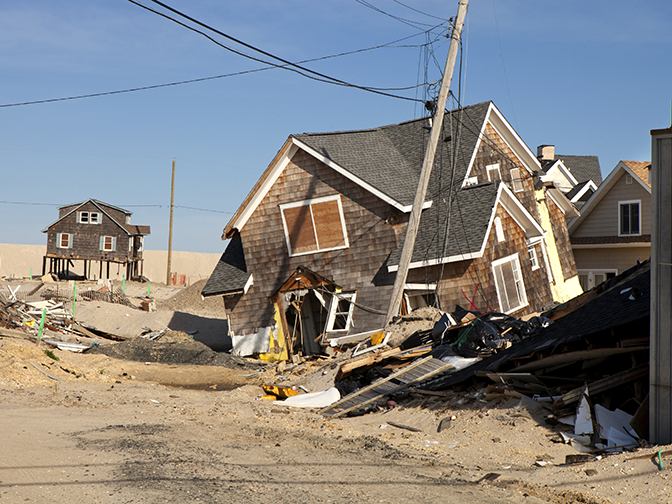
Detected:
left=86, top=334, right=258, bottom=369
left=157, top=279, right=226, bottom=316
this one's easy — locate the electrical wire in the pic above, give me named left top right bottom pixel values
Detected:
left=135, top=0, right=428, bottom=102
left=353, top=0, right=438, bottom=29
left=0, top=29, right=437, bottom=109
left=390, top=0, right=451, bottom=22
left=492, top=0, right=518, bottom=130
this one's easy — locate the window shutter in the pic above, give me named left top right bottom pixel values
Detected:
left=495, top=217, right=505, bottom=243
left=511, top=168, right=523, bottom=192
left=56, top=233, right=62, bottom=248
left=99, top=236, right=104, bottom=250
left=111, top=237, right=117, bottom=251
left=68, top=234, right=73, bottom=248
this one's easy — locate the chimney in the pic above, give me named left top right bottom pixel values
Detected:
left=537, top=145, right=555, bottom=160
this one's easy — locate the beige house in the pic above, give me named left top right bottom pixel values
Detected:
left=568, top=161, right=651, bottom=291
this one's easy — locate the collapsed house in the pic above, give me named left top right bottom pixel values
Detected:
left=42, top=199, right=150, bottom=281
left=202, top=102, right=584, bottom=360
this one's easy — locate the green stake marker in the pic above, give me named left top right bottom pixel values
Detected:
left=72, top=281, right=77, bottom=318
left=123, top=275, right=126, bottom=294
left=30, top=268, right=32, bottom=280
left=37, top=308, right=46, bottom=346
left=148, top=284, right=151, bottom=297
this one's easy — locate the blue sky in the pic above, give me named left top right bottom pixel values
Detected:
left=1, top=0, right=669, bottom=253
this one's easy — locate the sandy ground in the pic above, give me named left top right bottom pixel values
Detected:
left=1, top=280, right=671, bottom=503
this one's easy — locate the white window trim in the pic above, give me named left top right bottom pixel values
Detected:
left=78, top=211, right=101, bottom=224
left=486, top=163, right=501, bottom=182
left=578, top=269, right=618, bottom=291
left=100, top=235, right=117, bottom=252
left=618, top=199, right=642, bottom=237
left=56, top=233, right=72, bottom=249
left=492, top=253, right=529, bottom=314
left=466, top=176, right=479, bottom=187
left=510, top=167, right=524, bottom=192
left=528, top=245, right=539, bottom=271
left=279, top=195, right=349, bottom=257
left=325, top=291, right=357, bottom=333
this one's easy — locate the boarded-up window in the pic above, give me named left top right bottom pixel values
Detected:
left=492, top=253, right=527, bottom=314
left=486, top=163, right=501, bottom=182
left=280, top=196, right=348, bottom=256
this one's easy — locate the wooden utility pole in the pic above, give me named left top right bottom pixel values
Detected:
left=166, top=159, right=175, bottom=286
left=385, top=0, right=469, bottom=324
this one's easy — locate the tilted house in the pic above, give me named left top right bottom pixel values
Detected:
left=202, top=102, right=581, bottom=360
left=42, top=199, right=150, bottom=280
left=568, top=161, right=651, bottom=291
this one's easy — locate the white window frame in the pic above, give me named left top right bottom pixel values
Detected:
left=325, top=291, right=357, bottom=333
left=78, top=211, right=101, bottom=224
left=578, top=269, right=618, bottom=291
left=100, top=235, right=117, bottom=252
left=618, top=200, right=641, bottom=237
left=625, top=174, right=633, bottom=185
left=510, top=167, right=524, bottom=192
left=56, top=233, right=72, bottom=249
left=279, top=195, right=349, bottom=257
left=486, top=163, right=501, bottom=182
left=492, top=253, right=528, bottom=314
left=465, top=176, right=479, bottom=187
left=494, top=216, right=505, bottom=243
left=528, top=245, right=539, bottom=271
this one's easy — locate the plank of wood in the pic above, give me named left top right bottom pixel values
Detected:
left=512, top=347, right=649, bottom=373
left=553, top=363, right=649, bottom=410
left=29, top=361, right=64, bottom=381
left=338, top=347, right=402, bottom=374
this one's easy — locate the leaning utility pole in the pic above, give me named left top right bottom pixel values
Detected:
left=385, top=0, right=469, bottom=325
left=166, top=159, right=176, bottom=286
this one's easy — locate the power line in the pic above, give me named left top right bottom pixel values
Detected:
left=134, top=0, right=427, bottom=102
left=353, top=0, right=438, bottom=29
left=0, top=200, right=233, bottom=214
left=389, top=0, right=451, bottom=22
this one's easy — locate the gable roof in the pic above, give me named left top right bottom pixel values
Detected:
left=387, top=182, right=544, bottom=271
left=621, top=160, right=651, bottom=187
left=554, top=154, right=602, bottom=185
left=224, top=101, right=542, bottom=242
left=42, top=199, right=149, bottom=235
left=568, top=161, right=652, bottom=234
left=201, top=233, right=252, bottom=297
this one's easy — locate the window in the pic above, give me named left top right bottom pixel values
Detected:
left=326, top=292, right=356, bottom=332
left=486, top=163, right=501, bottom=182
left=492, top=254, right=528, bottom=314
left=56, top=233, right=72, bottom=249
left=99, top=236, right=116, bottom=252
left=494, top=216, right=505, bottom=243
left=280, top=196, right=348, bottom=256
left=578, top=270, right=617, bottom=291
left=528, top=245, right=539, bottom=270
left=78, top=211, right=101, bottom=224
left=625, top=174, right=633, bottom=185
left=510, top=168, right=524, bottom=192
left=619, top=200, right=641, bottom=236
left=465, top=176, right=479, bottom=187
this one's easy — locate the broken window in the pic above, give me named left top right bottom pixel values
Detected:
left=492, top=253, right=527, bottom=314
left=326, top=291, right=356, bottom=332
left=619, top=200, right=640, bottom=236
left=57, top=233, right=72, bottom=249
left=100, top=236, right=116, bottom=252
left=280, top=196, right=348, bottom=256
left=486, top=163, right=501, bottom=182
left=510, top=167, right=524, bottom=192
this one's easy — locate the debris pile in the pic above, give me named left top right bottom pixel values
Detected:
left=269, top=261, right=651, bottom=456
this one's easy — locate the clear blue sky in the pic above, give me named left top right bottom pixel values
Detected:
left=1, top=0, right=669, bottom=253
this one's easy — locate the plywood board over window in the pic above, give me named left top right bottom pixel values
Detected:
left=280, top=195, right=349, bottom=256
